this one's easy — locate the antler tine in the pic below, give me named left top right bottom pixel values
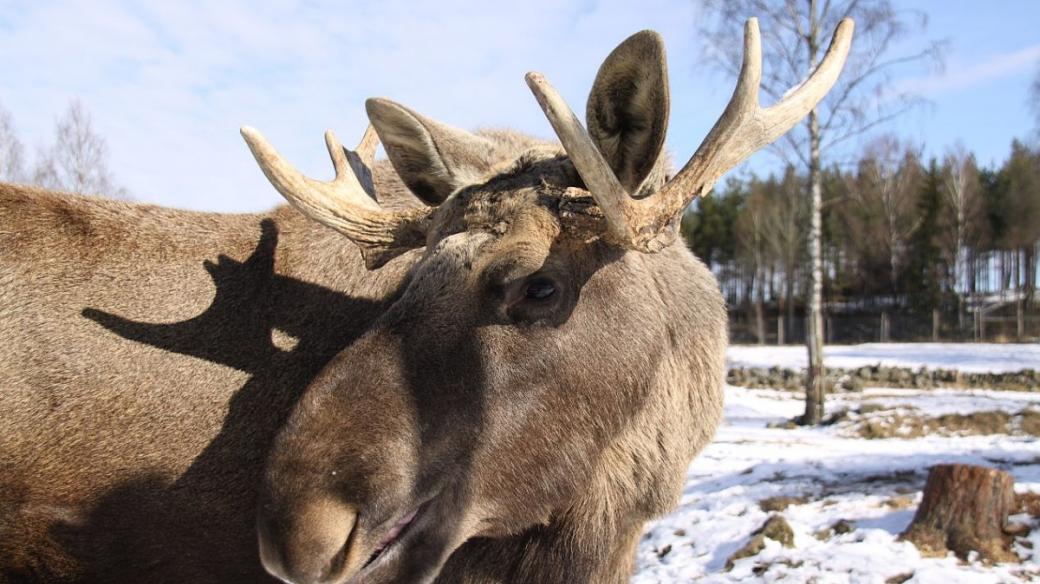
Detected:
left=241, top=126, right=431, bottom=269
left=652, top=17, right=854, bottom=239
left=525, top=72, right=634, bottom=243
left=526, top=18, right=853, bottom=252
left=354, top=124, right=380, bottom=169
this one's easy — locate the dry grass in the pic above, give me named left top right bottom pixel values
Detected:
left=839, top=406, right=1040, bottom=440
left=759, top=495, right=809, bottom=512
left=1016, top=492, right=1040, bottom=517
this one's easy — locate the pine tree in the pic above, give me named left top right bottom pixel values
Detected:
left=681, top=178, right=745, bottom=269
left=905, top=159, right=944, bottom=313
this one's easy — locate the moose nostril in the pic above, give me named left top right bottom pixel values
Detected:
left=258, top=500, right=359, bottom=584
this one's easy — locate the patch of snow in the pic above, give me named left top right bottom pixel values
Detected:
left=633, top=385, right=1040, bottom=583
left=726, top=342, right=1039, bottom=374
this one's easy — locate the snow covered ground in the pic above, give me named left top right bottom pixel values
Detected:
left=727, top=342, right=1040, bottom=373
left=633, top=344, right=1040, bottom=583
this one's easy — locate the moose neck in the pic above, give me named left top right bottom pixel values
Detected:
left=436, top=511, right=645, bottom=583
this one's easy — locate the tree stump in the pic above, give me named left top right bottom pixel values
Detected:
left=899, top=464, right=1018, bottom=563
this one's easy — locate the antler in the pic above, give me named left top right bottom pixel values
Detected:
left=241, top=126, right=432, bottom=269
left=527, top=17, right=854, bottom=252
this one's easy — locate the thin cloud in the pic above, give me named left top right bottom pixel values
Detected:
left=896, top=43, right=1040, bottom=97
left=0, top=0, right=702, bottom=212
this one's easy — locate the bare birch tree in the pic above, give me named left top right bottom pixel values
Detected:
left=862, top=136, right=923, bottom=295
left=763, top=165, right=808, bottom=337
left=0, top=102, right=26, bottom=183
left=736, top=178, right=771, bottom=343
left=33, top=100, right=129, bottom=199
left=699, top=0, right=942, bottom=424
left=836, top=137, right=922, bottom=301
left=939, top=144, right=982, bottom=326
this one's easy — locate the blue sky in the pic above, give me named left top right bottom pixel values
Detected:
left=0, top=0, right=1037, bottom=212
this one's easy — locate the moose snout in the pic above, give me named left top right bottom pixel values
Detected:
left=258, top=498, right=358, bottom=584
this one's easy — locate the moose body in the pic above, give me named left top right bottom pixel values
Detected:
left=0, top=20, right=851, bottom=584
left=0, top=181, right=415, bottom=582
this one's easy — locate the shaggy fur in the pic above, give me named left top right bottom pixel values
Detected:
left=0, top=30, right=726, bottom=584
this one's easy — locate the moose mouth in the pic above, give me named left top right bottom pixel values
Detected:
left=343, top=498, right=434, bottom=582
left=363, top=506, right=422, bottom=568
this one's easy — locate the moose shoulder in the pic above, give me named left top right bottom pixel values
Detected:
left=0, top=20, right=852, bottom=584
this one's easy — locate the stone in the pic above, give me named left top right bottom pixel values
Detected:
left=725, top=515, right=795, bottom=571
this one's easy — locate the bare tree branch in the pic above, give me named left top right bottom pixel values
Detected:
left=823, top=99, right=920, bottom=149
left=819, top=47, right=936, bottom=135
left=33, top=99, right=130, bottom=199
left=0, top=102, right=26, bottom=183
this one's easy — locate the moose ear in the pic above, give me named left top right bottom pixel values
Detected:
left=586, top=30, right=670, bottom=195
left=365, top=98, right=493, bottom=205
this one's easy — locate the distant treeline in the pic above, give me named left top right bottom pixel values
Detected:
left=682, top=136, right=1040, bottom=339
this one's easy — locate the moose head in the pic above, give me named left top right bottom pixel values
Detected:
left=242, top=18, right=852, bottom=584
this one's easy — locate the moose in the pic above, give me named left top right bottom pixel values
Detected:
left=0, top=18, right=852, bottom=584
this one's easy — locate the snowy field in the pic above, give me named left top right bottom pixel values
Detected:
left=633, top=344, right=1040, bottom=583
left=727, top=342, right=1040, bottom=373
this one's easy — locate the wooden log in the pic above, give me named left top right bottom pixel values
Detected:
left=900, top=464, right=1018, bottom=563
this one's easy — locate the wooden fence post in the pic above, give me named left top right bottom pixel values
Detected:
left=932, top=309, right=940, bottom=342
left=777, top=316, right=785, bottom=345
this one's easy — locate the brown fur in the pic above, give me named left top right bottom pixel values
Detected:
left=0, top=30, right=726, bottom=584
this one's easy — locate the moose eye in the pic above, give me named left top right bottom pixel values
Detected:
left=496, top=273, right=568, bottom=326
left=524, top=278, right=556, bottom=300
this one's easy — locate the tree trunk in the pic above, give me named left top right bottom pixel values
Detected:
left=802, top=0, right=825, bottom=426
left=785, top=264, right=795, bottom=343
left=956, top=292, right=964, bottom=335
left=1018, top=298, right=1025, bottom=340
left=1003, top=250, right=1011, bottom=295
left=900, top=464, right=1018, bottom=563
left=955, top=204, right=965, bottom=329
left=754, top=300, right=765, bottom=344
left=754, top=268, right=765, bottom=345
left=1015, top=248, right=1022, bottom=297
left=968, top=248, right=976, bottom=298
left=1024, top=243, right=1035, bottom=304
